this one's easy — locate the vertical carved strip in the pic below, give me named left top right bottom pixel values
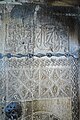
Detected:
left=71, top=58, right=79, bottom=120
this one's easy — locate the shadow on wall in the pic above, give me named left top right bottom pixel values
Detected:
left=11, top=4, right=79, bottom=34
left=44, top=0, right=80, bottom=6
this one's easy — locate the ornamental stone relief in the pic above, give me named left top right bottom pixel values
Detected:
left=0, top=4, right=79, bottom=120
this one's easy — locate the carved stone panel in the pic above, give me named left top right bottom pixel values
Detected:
left=0, top=4, right=79, bottom=120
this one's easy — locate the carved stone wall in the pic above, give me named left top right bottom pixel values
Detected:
left=0, top=4, right=79, bottom=120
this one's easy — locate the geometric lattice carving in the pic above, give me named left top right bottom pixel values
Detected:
left=0, top=4, right=79, bottom=120
left=1, top=56, right=78, bottom=120
left=5, top=58, right=72, bottom=102
left=40, top=67, right=72, bottom=98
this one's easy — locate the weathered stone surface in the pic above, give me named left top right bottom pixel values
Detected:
left=0, top=4, right=79, bottom=120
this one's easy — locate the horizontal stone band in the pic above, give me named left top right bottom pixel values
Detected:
left=0, top=52, right=78, bottom=59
